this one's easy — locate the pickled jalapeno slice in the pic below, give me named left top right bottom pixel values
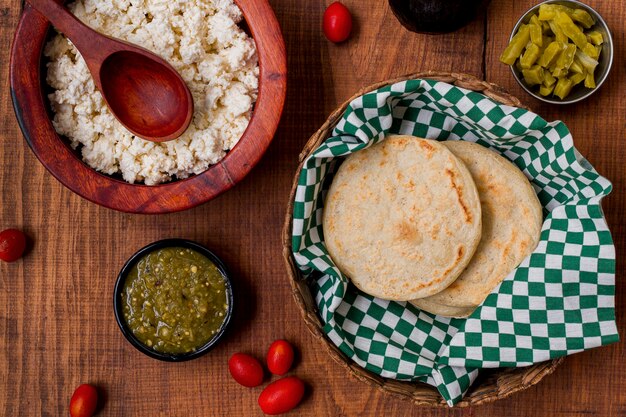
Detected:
left=500, top=24, right=530, bottom=65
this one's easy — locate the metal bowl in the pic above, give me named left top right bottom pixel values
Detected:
left=508, top=0, right=613, bottom=104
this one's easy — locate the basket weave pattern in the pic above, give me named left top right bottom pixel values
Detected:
left=282, top=71, right=564, bottom=407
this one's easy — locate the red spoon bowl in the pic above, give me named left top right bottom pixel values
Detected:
left=10, top=0, right=287, bottom=214
left=98, top=50, right=193, bottom=141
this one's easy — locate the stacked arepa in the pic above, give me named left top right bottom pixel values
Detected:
left=323, top=136, right=542, bottom=317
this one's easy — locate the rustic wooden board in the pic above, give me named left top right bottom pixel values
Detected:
left=1, top=0, right=624, bottom=415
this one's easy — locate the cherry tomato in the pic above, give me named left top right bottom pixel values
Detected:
left=228, top=353, right=264, bottom=387
left=70, top=384, right=98, bottom=417
left=0, top=229, right=26, bottom=262
left=258, top=376, right=305, bottom=415
left=266, top=340, right=295, bottom=375
left=323, top=2, right=353, bottom=43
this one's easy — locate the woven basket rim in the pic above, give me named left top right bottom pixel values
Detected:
left=281, top=70, right=564, bottom=407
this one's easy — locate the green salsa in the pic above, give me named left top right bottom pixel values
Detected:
left=121, top=247, right=228, bottom=354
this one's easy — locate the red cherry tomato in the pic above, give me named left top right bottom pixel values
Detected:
left=0, top=229, right=26, bottom=262
left=228, top=353, right=264, bottom=387
left=70, top=384, right=98, bottom=417
left=266, top=340, right=295, bottom=375
left=323, top=2, right=353, bottom=43
left=258, top=376, right=305, bottom=415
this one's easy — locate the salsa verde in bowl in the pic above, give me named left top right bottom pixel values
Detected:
left=114, top=239, right=234, bottom=361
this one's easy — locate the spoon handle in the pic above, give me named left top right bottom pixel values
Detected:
left=26, top=0, right=116, bottom=63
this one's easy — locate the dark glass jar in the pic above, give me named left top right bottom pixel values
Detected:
left=388, top=0, right=491, bottom=34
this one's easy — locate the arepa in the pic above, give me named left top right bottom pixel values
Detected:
left=323, top=136, right=482, bottom=301
left=410, top=140, right=543, bottom=317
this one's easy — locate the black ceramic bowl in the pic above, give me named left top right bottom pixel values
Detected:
left=113, top=239, right=234, bottom=362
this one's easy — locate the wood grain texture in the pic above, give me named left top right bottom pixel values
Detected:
left=1, top=0, right=625, bottom=416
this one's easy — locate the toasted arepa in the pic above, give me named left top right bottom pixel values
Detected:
left=410, top=140, right=543, bottom=317
left=323, top=136, right=482, bottom=301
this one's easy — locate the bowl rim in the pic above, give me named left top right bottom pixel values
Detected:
left=113, top=238, right=234, bottom=362
left=9, top=0, right=287, bottom=214
left=507, top=0, right=614, bottom=105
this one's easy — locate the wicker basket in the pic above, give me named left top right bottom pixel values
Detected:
left=281, top=71, right=565, bottom=407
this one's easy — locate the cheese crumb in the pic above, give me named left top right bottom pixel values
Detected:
left=44, top=0, right=259, bottom=185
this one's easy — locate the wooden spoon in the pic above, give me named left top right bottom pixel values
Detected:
left=27, top=0, right=193, bottom=142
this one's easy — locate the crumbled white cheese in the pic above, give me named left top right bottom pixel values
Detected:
left=45, top=0, right=258, bottom=185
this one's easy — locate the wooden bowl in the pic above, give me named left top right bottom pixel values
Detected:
left=10, top=0, right=286, bottom=214
left=282, top=71, right=564, bottom=407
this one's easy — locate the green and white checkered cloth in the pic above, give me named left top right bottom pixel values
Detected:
left=290, top=79, right=618, bottom=406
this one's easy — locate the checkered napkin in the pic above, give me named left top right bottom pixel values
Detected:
left=290, top=79, right=618, bottom=406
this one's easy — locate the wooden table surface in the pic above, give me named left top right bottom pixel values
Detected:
left=1, top=0, right=625, bottom=415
